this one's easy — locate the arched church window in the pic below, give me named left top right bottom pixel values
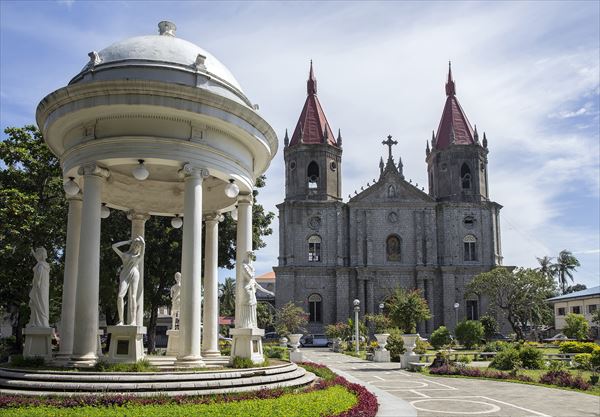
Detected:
left=308, top=293, right=323, bottom=322
left=461, top=163, right=471, bottom=189
left=308, top=235, right=322, bottom=262
left=463, top=234, right=477, bottom=261
left=386, top=235, right=401, bottom=262
left=307, top=161, right=319, bottom=189
left=387, top=185, right=396, bottom=198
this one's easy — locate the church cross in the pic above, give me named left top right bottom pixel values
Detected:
left=382, top=135, right=398, bottom=160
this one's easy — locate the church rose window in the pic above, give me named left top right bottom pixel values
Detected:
left=461, top=163, right=471, bottom=190
left=308, top=293, right=323, bottom=322
left=463, top=234, right=477, bottom=261
left=308, top=235, right=322, bottom=262
left=307, top=161, right=319, bottom=189
left=386, top=235, right=401, bottom=262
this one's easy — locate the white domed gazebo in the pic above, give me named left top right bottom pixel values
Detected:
left=36, top=21, right=278, bottom=367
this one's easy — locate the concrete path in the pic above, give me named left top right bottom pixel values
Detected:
left=301, top=348, right=600, bottom=417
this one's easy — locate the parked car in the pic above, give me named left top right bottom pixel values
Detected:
left=543, top=333, right=574, bottom=342
left=263, top=332, right=281, bottom=341
left=488, top=332, right=511, bottom=341
left=300, top=334, right=330, bottom=348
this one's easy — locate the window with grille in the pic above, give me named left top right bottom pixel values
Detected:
left=308, top=235, right=321, bottom=262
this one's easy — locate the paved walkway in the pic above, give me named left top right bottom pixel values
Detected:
left=302, top=348, right=600, bottom=417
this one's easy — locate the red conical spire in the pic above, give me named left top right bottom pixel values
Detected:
left=435, top=63, right=475, bottom=149
left=445, top=61, right=456, bottom=96
left=307, top=60, right=317, bottom=95
left=290, top=61, right=337, bottom=147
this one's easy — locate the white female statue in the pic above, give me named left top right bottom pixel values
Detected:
left=28, top=247, right=50, bottom=327
left=238, top=251, right=274, bottom=329
left=112, top=236, right=145, bottom=326
left=170, top=272, right=181, bottom=329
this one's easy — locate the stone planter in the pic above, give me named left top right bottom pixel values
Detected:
left=400, top=333, right=420, bottom=369
left=287, top=333, right=303, bottom=352
left=331, top=337, right=343, bottom=352
left=374, top=333, right=390, bottom=351
left=279, top=337, right=288, bottom=348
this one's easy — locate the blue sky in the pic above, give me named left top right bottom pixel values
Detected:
left=1, top=1, right=599, bottom=288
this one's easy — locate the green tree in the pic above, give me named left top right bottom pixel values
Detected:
left=467, top=267, right=555, bottom=340
left=455, top=320, right=484, bottom=349
left=536, top=256, right=555, bottom=280
left=257, top=301, right=275, bottom=330
left=0, top=126, right=67, bottom=348
left=218, top=277, right=236, bottom=317
left=592, top=309, right=600, bottom=327
left=385, top=288, right=431, bottom=334
left=564, top=283, right=587, bottom=294
left=554, top=250, right=581, bottom=294
left=364, top=313, right=393, bottom=334
left=563, top=313, right=590, bottom=340
left=274, top=302, right=308, bottom=337
left=480, top=315, right=499, bottom=341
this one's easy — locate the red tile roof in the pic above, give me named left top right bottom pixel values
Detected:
left=289, top=61, right=337, bottom=147
left=256, top=271, right=275, bottom=281
left=434, top=63, right=475, bottom=150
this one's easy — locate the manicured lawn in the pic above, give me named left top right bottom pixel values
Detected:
left=0, top=385, right=357, bottom=417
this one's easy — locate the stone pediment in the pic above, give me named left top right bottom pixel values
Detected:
left=349, top=163, right=433, bottom=204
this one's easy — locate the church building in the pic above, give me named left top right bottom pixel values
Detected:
left=273, top=63, right=503, bottom=336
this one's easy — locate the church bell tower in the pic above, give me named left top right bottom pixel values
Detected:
left=284, top=62, right=342, bottom=201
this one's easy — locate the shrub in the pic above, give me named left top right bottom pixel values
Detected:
left=231, top=356, right=267, bottom=368
left=364, top=314, right=393, bottom=334
left=325, top=322, right=351, bottom=340
left=9, top=355, right=45, bottom=368
left=547, top=360, right=567, bottom=372
left=93, top=359, right=157, bottom=372
left=573, top=353, right=592, bottom=370
left=386, top=328, right=405, bottom=362
left=430, top=364, right=533, bottom=383
left=591, top=349, right=600, bottom=368
left=413, top=337, right=429, bottom=355
left=299, top=362, right=337, bottom=380
left=479, top=315, right=499, bottom=340
left=558, top=341, right=600, bottom=354
left=264, top=345, right=287, bottom=359
left=539, top=370, right=590, bottom=390
left=490, top=347, right=521, bottom=370
left=563, top=313, right=590, bottom=340
left=480, top=341, right=509, bottom=352
left=518, top=344, right=544, bottom=369
left=430, top=326, right=452, bottom=349
left=456, top=355, right=472, bottom=364
left=455, top=320, right=484, bottom=349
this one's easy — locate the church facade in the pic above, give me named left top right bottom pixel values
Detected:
left=273, top=63, right=503, bottom=336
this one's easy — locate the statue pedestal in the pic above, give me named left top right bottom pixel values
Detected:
left=230, top=328, right=264, bottom=365
left=23, top=327, right=53, bottom=361
left=166, top=329, right=180, bottom=357
left=106, top=325, right=146, bottom=363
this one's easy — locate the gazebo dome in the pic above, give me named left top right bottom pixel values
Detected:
left=69, top=21, right=251, bottom=107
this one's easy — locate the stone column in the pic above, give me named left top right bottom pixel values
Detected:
left=177, top=164, right=208, bottom=367
left=71, top=163, right=109, bottom=366
left=234, top=194, right=253, bottom=328
left=202, top=212, right=223, bottom=357
left=356, top=275, right=365, bottom=319
left=56, top=192, right=83, bottom=360
left=128, top=211, right=150, bottom=327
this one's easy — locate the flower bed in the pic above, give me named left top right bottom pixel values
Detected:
left=0, top=363, right=378, bottom=417
left=429, top=364, right=592, bottom=391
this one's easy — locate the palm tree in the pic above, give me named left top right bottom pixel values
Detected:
left=536, top=256, right=555, bottom=279
left=218, top=277, right=236, bottom=317
left=554, top=250, right=581, bottom=294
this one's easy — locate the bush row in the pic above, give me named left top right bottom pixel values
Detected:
left=558, top=341, right=600, bottom=354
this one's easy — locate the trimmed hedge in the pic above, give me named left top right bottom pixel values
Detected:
left=558, top=341, right=600, bottom=354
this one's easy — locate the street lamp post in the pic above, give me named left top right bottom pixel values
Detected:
left=453, top=302, right=460, bottom=329
left=379, top=302, right=384, bottom=315
left=353, top=299, right=360, bottom=355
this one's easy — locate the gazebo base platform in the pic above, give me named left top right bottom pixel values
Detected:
left=0, top=361, right=315, bottom=397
